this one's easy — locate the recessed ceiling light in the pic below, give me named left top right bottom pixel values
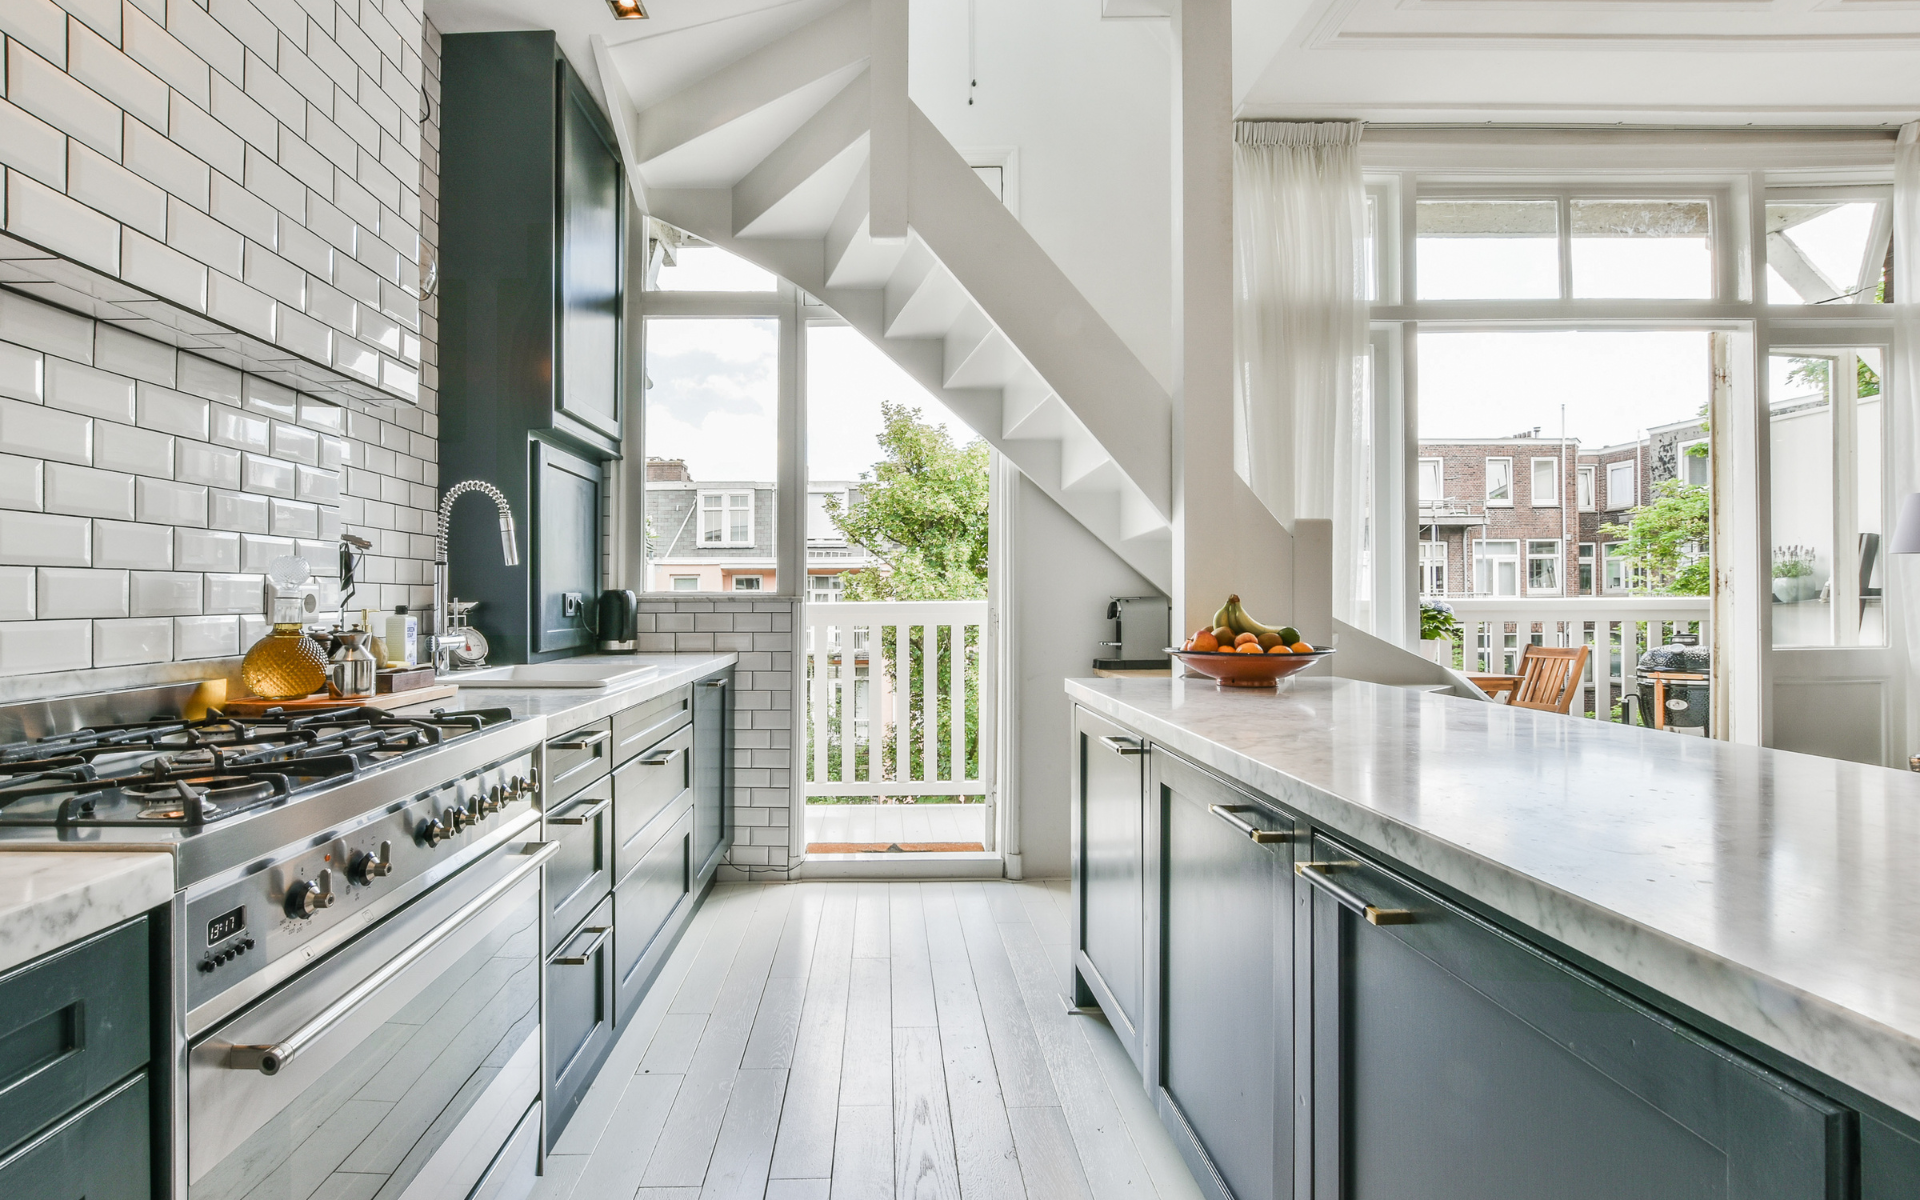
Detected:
left=606, top=0, right=648, bottom=17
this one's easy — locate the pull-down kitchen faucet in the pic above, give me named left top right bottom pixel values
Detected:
left=432, top=480, right=519, bottom=673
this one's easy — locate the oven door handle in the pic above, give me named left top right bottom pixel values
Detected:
left=226, top=839, right=560, bottom=1075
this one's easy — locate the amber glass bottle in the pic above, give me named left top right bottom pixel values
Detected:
left=240, top=598, right=328, bottom=700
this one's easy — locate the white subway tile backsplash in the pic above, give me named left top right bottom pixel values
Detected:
left=0, top=97, right=68, bottom=192
left=201, top=571, right=261, bottom=613
left=0, top=341, right=45, bottom=402
left=0, top=567, right=35, bottom=621
left=176, top=354, right=241, bottom=407
left=37, top=567, right=128, bottom=618
left=0, top=0, right=68, bottom=68
left=93, top=519, right=171, bottom=569
left=205, top=272, right=275, bottom=340
left=46, top=357, right=135, bottom=422
left=122, top=116, right=213, bottom=211
left=211, top=407, right=270, bottom=452
left=94, top=325, right=174, bottom=386
left=122, top=228, right=209, bottom=311
left=0, top=398, right=91, bottom=465
left=295, top=466, right=339, bottom=503
left=95, top=422, right=173, bottom=477
left=272, top=421, right=320, bottom=465
left=67, top=142, right=167, bottom=239
left=174, top=527, right=240, bottom=572
left=210, top=70, right=277, bottom=154
left=136, top=383, right=209, bottom=439
left=136, top=477, right=207, bottom=526
left=242, top=453, right=296, bottom=497
left=45, top=462, right=135, bottom=519
left=0, top=290, right=93, bottom=363
left=67, top=19, right=169, bottom=130
left=173, top=613, right=237, bottom=659
left=166, top=0, right=244, bottom=85
left=5, top=171, right=121, bottom=275
left=167, top=90, right=245, bottom=180
left=168, top=197, right=246, bottom=277
left=7, top=42, right=121, bottom=159
left=93, top=616, right=172, bottom=666
left=121, top=4, right=211, bottom=110
left=276, top=306, right=331, bottom=361
left=1, top=511, right=93, bottom=566
left=131, top=570, right=202, bottom=616
left=243, top=375, right=296, bottom=420
left=269, top=498, right=317, bottom=537
left=176, top=441, right=241, bottom=489
left=240, top=533, right=293, bottom=572
left=0, top=456, right=45, bottom=511
left=0, top=618, right=91, bottom=673
left=209, top=488, right=269, bottom=533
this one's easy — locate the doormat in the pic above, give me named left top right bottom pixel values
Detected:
left=806, top=842, right=986, bottom=854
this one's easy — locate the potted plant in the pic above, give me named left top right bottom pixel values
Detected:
left=1420, top=600, right=1461, bottom=663
left=1772, top=546, right=1819, bottom=604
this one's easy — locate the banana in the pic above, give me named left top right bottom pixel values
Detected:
left=1219, top=595, right=1283, bottom=640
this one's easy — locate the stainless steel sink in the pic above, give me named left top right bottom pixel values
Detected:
left=440, top=663, right=660, bottom=689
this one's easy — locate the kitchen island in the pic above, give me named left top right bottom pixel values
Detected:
left=1068, top=674, right=1920, bottom=1200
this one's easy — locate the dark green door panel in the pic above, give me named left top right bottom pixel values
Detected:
left=1074, top=709, right=1146, bottom=1057
left=1308, top=834, right=1849, bottom=1200
left=532, top=439, right=600, bottom=655
left=691, top=670, right=731, bottom=879
left=557, top=72, right=622, bottom=442
left=1156, top=751, right=1292, bottom=1200
left=0, top=919, right=148, bottom=1160
left=0, top=1072, right=149, bottom=1199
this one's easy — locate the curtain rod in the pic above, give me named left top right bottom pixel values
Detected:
left=1235, top=121, right=1904, bottom=141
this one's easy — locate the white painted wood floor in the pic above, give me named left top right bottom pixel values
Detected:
left=538, top=880, right=1205, bottom=1200
left=802, top=804, right=987, bottom=848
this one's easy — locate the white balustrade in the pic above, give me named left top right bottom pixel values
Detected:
left=1435, top=596, right=1711, bottom=721
left=802, top=601, right=990, bottom=799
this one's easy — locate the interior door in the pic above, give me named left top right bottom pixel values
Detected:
left=1763, top=340, right=1904, bottom=766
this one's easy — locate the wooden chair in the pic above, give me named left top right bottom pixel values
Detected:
left=1466, top=644, right=1591, bottom=715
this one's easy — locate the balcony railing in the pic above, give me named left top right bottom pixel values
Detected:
left=1434, top=596, right=1711, bottom=720
left=801, top=601, right=989, bottom=799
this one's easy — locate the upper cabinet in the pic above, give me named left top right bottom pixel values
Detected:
left=559, top=76, right=624, bottom=444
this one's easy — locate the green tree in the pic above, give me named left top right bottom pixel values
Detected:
left=826, top=402, right=990, bottom=600
left=1599, top=480, right=1710, bottom=596
left=810, top=403, right=990, bottom=804
left=1786, top=355, right=1880, bottom=399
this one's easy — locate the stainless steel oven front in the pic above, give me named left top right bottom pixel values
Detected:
left=187, top=824, right=556, bottom=1200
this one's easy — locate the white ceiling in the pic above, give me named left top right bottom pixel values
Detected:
left=1232, top=0, right=1920, bottom=124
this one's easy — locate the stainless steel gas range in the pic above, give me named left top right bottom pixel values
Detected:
left=0, top=683, right=551, bottom=1200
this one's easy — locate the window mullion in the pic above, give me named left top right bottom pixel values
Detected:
left=1558, top=194, right=1574, bottom=302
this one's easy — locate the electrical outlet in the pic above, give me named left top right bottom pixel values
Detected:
left=563, top=592, right=584, bottom=618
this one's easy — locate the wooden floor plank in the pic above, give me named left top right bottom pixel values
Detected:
left=642, top=887, right=797, bottom=1188
left=1005, top=1106, right=1096, bottom=1200
left=699, top=1067, right=790, bottom=1200
left=925, top=909, right=1027, bottom=1200
left=894, top=1026, right=963, bottom=1200
left=851, top=882, right=890, bottom=957
left=670, top=884, right=765, bottom=1015
left=765, top=1180, right=831, bottom=1200
left=768, top=882, right=828, bottom=978
left=743, top=887, right=824, bottom=1070
left=638, top=1012, right=710, bottom=1076
left=838, top=955, right=892, bottom=1108
left=889, top=883, right=937, bottom=1028
left=569, top=1072, right=684, bottom=1200
left=829, top=1104, right=892, bottom=1200
left=951, top=883, right=1061, bottom=1110
left=528, top=1152, right=587, bottom=1200
left=770, top=889, right=857, bottom=1181
left=920, top=883, right=969, bottom=965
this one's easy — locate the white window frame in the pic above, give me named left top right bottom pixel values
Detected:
left=732, top=574, right=763, bottom=591
left=1418, top=457, right=1444, bottom=505
left=807, top=489, right=848, bottom=546
left=808, top=572, right=845, bottom=603
left=1602, top=542, right=1631, bottom=593
left=1474, top=539, right=1521, bottom=596
left=1576, top=465, right=1596, bottom=512
left=1485, top=457, right=1514, bottom=507
left=1530, top=457, right=1559, bottom=507
left=671, top=575, right=699, bottom=591
left=1763, top=184, right=1893, bottom=307
left=1606, top=461, right=1637, bottom=511
left=1577, top=542, right=1596, bottom=595
left=1419, top=540, right=1448, bottom=596
left=1526, top=538, right=1562, bottom=595
left=699, top=490, right=755, bottom=547
left=1678, top=438, right=1710, bottom=489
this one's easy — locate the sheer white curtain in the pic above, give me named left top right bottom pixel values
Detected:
left=1892, top=123, right=1920, bottom=752
left=1232, top=121, right=1369, bottom=623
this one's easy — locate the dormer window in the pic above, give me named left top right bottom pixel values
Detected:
left=700, top=491, right=753, bottom=546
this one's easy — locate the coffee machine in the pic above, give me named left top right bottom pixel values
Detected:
left=598, top=589, right=638, bottom=652
left=1096, top=595, right=1172, bottom=670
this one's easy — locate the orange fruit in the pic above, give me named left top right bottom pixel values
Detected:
left=1191, top=631, right=1218, bottom=652
left=1268, top=644, right=1294, bottom=654
left=1236, top=642, right=1263, bottom=654
left=1234, top=632, right=1259, bottom=647
left=1290, top=641, right=1313, bottom=653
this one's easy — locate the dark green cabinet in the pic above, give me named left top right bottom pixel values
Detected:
left=1303, top=832, right=1849, bottom=1200
left=1154, top=751, right=1294, bottom=1200
left=1072, top=709, right=1147, bottom=1065
left=440, top=31, right=625, bottom=664
left=691, top=671, right=732, bottom=880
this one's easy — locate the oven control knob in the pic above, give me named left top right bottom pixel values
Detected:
left=199, top=959, right=216, bottom=974
left=446, top=805, right=470, bottom=832
left=286, top=870, right=336, bottom=919
left=418, top=816, right=446, bottom=846
left=349, top=841, right=393, bottom=885
left=487, top=785, right=506, bottom=814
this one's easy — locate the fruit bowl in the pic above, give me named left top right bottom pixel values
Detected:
left=1169, top=648, right=1335, bottom=688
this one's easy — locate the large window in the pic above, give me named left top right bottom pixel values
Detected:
left=1418, top=458, right=1443, bottom=505
left=699, top=491, right=755, bottom=546
left=1606, top=461, right=1636, bottom=511
left=1416, top=193, right=1713, bottom=301
left=1576, top=465, right=1595, bottom=511
left=1527, top=539, right=1561, bottom=594
left=1419, top=541, right=1447, bottom=596
left=1485, top=458, right=1513, bottom=506
left=1578, top=543, right=1595, bottom=594
left=1474, top=539, right=1520, bottom=596
left=1530, top=457, right=1558, bottom=507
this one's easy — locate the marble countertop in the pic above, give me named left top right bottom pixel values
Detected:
left=414, top=653, right=737, bottom=733
left=1068, top=674, right=1920, bottom=1122
left=0, top=852, right=174, bottom=974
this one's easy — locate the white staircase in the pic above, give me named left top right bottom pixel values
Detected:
left=592, top=0, right=1174, bottom=591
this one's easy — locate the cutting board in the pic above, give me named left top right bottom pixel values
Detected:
left=222, top=684, right=459, bottom=718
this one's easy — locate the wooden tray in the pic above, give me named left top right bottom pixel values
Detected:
left=222, top=684, right=459, bottom=717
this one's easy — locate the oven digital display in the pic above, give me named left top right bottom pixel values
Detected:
left=207, top=906, right=246, bottom=946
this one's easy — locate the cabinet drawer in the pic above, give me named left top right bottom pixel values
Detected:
left=612, top=724, right=691, bottom=884
left=544, top=775, right=612, bottom=943
left=615, top=801, right=692, bottom=1019
left=546, top=718, right=611, bottom=801
left=546, top=896, right=614, bottom=1143
left=612, top=686, right=690, bottom=766
left=1306, top=833, right=1848, bottom=1200
left=0, top=918, right=149, bottom=1160
left=0, top=1071, right=148, bottom=1200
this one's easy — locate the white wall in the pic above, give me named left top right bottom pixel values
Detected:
left=1005, top=470, right=1158, bottom=879
left=909, top=0, right=1173, bottom=391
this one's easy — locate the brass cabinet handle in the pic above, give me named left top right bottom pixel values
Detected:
left=545, top=798, right=610, bottom=827
left=550, top=925, right=611, bottom=966
left=1295, top=861, right=1416, bottom=926
left=1098, top=734, right=1147, bottom=756
left=1207, top=803, right=1296, bottom=844
left=550, top=729, right=610, bottom=751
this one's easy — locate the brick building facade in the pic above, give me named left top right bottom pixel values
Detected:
left=1418, top=419, right=1707, bottom=598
